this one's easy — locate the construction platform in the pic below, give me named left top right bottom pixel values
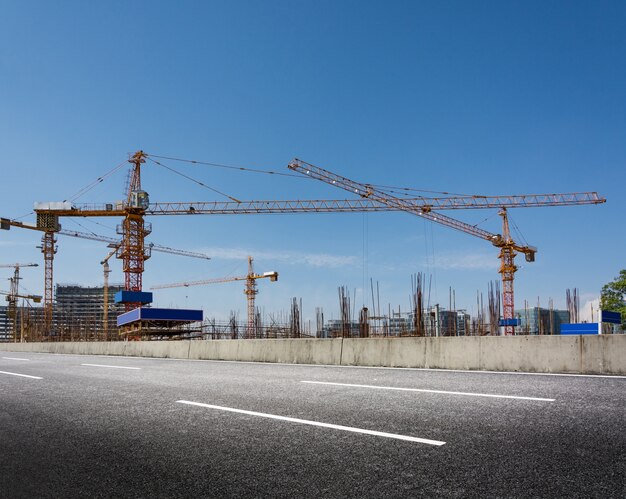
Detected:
left=117, top=307, right=203, bottom=337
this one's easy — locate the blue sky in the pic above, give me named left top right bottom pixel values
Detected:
left=1, top=1, right=624, bottom=324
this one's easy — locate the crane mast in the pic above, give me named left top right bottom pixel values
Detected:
left=119, top=151, right=151, bottom=306
left=40, top=232, right=57, bottom=331
left=497, top=209, right=520, bottom=335
left=244, top=256, right=259, bottom=339
left=100, top=247, right=117, bottom=340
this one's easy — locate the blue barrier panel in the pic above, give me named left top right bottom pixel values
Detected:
left=560, top=323, right=598, bottom=335
left=117, top=307, right=203, bottom=326
left=601, top=310, right=622, bottom=324
left=139, top=308, right=203, bottom=322
left=117, top=307, right=141, bottom=326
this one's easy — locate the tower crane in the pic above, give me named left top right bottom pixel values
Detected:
left=2, top=150, right=604, bottom=338
left=0, top=290, right=42, bottom=342
left=0, top=263, right=39, bottom=341
left=101, top=247, right=117, bottom=339
left=151, top=256, right=278, bottom=338
left=287, top=158, right=602, bottom=335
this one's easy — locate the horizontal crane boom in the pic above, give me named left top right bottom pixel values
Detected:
left=0, top=220, right=210, bottom=260
left=23, top=192, right=605, bottom=218
left=287, top=158, right=510, bottom=247
left=151, top=271, right=278, bottom=290
left=0, top=290, right=42, bottom=303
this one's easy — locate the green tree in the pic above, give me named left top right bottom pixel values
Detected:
left=600, top=270, right=626, bottom=330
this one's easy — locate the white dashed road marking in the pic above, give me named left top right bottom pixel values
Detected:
left=176, top=400, right=446, bottom=446
left=0, top=370, right=42, bottom=379
left=301, top=380, right=555, bottom=402
left=81, top=363, right=141, bottom=370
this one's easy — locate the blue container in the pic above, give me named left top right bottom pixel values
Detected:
left=114, top=290, right=153, bottom=304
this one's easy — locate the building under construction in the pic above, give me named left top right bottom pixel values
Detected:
left=0, top=303, right=44, bottom=342
left=54, top=284, right=125, bottom=340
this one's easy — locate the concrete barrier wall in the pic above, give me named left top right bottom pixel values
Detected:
left=188, top=338, right=343, bottom=365
left=1, top=335, right=624, bottom=374
left=478, top=336, right=582, bottom=373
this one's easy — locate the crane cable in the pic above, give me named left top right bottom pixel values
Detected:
left=9, top=160, right=127, bottom=223
left=76, top=218, right=117, bottom=234
left=507, top=211, right=530, bottom=247
left=63, top=217, right=104, bottom=237
left=368, top=184, right=479, bottom=198
left=64, top=161, right=128, bottom=203
left=145, top=153, right=481, bottom=198
left=147, top=157, right=242, bottom=203
left=145, top=153, right=304, bottom=179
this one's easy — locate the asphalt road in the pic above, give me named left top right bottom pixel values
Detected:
left=0, top=351, right=624, bottom=498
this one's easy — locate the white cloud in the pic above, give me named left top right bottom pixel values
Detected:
left=199, top=246, right=358, bottom=268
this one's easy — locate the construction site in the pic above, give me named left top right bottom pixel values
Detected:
left=0, top=150, right=615, bottom=343
left=3, top=6, right=626, bottom=499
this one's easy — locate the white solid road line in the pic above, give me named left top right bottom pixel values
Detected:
left=2, top=357, right=30, bottom=361
left=301, top=381, right=555, bottom=402
left=81, top=363, right=141, bottom=370
left=4, top=352, right=623, bottom=379
left=0, top=370, right=42, bottom=379
left=177, top=400, right=446, bottom=446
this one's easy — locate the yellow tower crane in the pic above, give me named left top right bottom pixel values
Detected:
left=287, top=158, right=603, bottom=335
left=151, top=256, right=278, bottom=338
left=0, top=291, right=42, bottom=342
left=100, top=247, right=118, bottom=340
